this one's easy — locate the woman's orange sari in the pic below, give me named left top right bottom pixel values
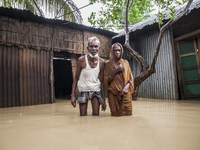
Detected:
left=104, top=43, right=134, bottom=116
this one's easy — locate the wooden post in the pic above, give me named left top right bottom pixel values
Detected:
left=170, top=26, right=179, bottom=100
left=83, top=31, right=85, bottom=55
left=19, top=46, right=23, bottom=106
left=70, top=53, right=78, bottom=98
left=49, top=26, right=55, bottom=103
left=197, top=34, right=200, bottom=79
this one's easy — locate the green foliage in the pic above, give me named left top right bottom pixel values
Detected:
left=155, top=0, right=188, bottom=26
left=89, top=0, right=153, bottom=31
left=169, top=6, right=176, bottom=20
left=1, top=0, right=77, bottom=23
left=88, top=0, right=189, bottom=31
left=156, top=12, right=167, bottom=25
left=24, top=0, right=35, bottom=12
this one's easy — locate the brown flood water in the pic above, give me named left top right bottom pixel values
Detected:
left=0, top=98, right=200, bottom=150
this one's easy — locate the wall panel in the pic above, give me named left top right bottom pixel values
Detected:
left=0, top=45, right=51, bottom=108
left=127, top=29, right=178, bottom=100
left=0, top=45, right=20, bottom=108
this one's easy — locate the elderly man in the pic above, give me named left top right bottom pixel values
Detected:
left=104, top=43, right=134, bottom=116
left=71, top=37, right=106, bottom=116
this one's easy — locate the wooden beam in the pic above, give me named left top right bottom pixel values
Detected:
left=180, top=52, right=196, bottom=57
left=182, top=66, right=198, bottom=71
left=170, top=26, right=179, bottom=100
left=49, top=26, right=55, bottom=103
left=197, top=34, right=200, bottom=78
left=194, top=38, right=200, bottom=79
left=83, top=31, right=85, bottom=55
left=186, top=94, right=200, bottom=99
left=175, top=29, right=200, bottom=41
left=184, top=80, right=200, bottom=84
left=175, top=42, right=187, bottom=99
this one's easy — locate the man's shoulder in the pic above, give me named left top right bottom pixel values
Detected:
left=99, top=57, right=105, bottom=64
left=78, top=55, right=85, bottom=61
left=104, top=60, right=111, bottom=65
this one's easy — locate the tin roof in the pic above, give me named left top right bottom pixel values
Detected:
left=0, top=7, right=117, bottom=37
left=113, top=0, right=200, bottom=39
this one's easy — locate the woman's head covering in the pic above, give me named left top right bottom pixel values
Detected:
left=110, top=43, right=124, bottom=63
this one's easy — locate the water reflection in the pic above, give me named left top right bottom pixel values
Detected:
left=0, top=98, right=200, bottom=150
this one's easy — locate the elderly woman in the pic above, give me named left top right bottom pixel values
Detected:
left=104, top=43, right=134, bottom=116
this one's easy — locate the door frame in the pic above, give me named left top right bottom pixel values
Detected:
left=174, top=30, right=200, bottom=99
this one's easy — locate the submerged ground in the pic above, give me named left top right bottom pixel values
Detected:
left=0, top=98, right=200, bottom=150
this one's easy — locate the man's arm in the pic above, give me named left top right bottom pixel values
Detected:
left=71, top=58, right=83, bottom=107
left=99, top=59, right=106, bottom=111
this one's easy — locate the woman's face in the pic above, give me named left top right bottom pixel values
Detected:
left=113, top=45, right=122, bottom=60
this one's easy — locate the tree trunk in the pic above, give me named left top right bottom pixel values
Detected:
left=121, top=0, right=194, bottom=100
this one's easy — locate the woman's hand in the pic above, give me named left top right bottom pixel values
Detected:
left=108, top=64, right=124, bottom=84
left=121, top=83, right=130, bottom=95
left=115, top=64, right=124, bottom=73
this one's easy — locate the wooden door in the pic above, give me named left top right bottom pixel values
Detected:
left=177, top=38, right=200, bottom=100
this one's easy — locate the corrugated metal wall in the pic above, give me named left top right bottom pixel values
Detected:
left=0, top=15, right=112, bottom=108
left=0, top=45, right=51, bottom=108
left=127, top=29, right=178, bottom=100
left=0, top=45, right=19, bottom=108
left=19, top=47, right=51, bottom=106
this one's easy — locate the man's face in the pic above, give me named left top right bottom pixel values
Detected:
left=113, top=45, right=122, bottom=60
left=87, top=40, right=100, bottom=56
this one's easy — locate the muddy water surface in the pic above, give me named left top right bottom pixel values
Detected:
left=0, top=98, right=200, bottom=150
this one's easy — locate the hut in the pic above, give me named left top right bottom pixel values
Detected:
left=0, top=7, right=116, bottom=108
left=113, top=0, right=200, bottom=100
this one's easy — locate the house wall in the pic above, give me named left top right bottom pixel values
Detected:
left=0, top=16, right=111, bottom=57
left=0, top=14, right=112, bottom=108
left=124, top=28, right=179, bottom=100
left=0, top=45, right=20, bottom=108
left=172, top=8, right=200, bottom=39
left=0, top=44, right=51, bottom=108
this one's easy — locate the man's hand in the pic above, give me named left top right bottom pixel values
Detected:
left=71, top=96, right=76, bottom=107
left=115, top=64, right=124, bottom=73
left=101, top=100, right=106, bottom=111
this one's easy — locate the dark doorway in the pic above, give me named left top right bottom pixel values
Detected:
left=53, top=52, right=73, bottom=99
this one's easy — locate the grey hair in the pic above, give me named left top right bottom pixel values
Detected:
left=87, top=37, right=100, bottom=47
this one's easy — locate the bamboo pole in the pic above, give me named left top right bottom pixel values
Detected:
left=49, top=26, right=55, bottom=103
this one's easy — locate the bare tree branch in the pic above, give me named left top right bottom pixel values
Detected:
left=120, top=0, right=194, bottom=99
left=128, top=0, right=134, bottom=14
left=150, top=0, right=193, bottom=72
left=32, top=0, right=44, bottom=17
left=56, top=0, right=69, bottom=18
left=55, top=3, right=92, bottom=19
left=124, top=0, right=149, bottom=73
left=119, top=0, right=126, bottom=24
